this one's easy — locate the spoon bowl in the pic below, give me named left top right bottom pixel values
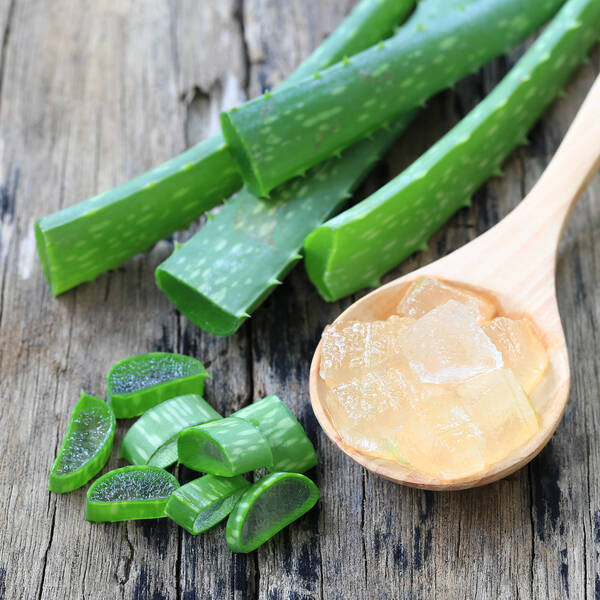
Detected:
left=310, top=75, right=600, bottom=490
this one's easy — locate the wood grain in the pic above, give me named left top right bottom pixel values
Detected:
left=0, top=1, right=598, bottom=598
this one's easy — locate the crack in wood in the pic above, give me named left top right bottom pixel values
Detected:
left=234, top=0, right=251, bottom=96
left=37, top=502, right=57, bottom=600
left=0, top=0, right=15, bottom=112
left=118, top=526, right=135, bottom=588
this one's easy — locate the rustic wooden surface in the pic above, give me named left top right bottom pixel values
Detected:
left=0, top=1, right=598, bottom=599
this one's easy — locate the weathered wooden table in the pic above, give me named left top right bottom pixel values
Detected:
left=0, top=2, right=598, bottom=598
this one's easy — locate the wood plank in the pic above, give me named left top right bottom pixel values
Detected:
left=0, top=0, right=598, bottom=598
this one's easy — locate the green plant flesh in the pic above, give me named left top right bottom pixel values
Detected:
left=221, top=0, right=566, bottom=197
left=86, top=465, right=179, bottom=522
left=226, top=472, right=320, bottom=553
left=233, top=396, right=317, bottom=473
left=177, top=417, right=274, bottom=476
left=49, top=393, right=115, bottom=494
left=155, top=117, right=412, bottom=336
left=165, top=474, right=250, bottom=535
left=304, top=0, right=600, bottom=301
left=120, top=394, right=221, bottom=468
left=35, top=0, right=414, bottom=296
left=106, top=353, right=210, bottom=418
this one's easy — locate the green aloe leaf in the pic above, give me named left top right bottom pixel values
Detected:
left=304, top=0, right=600, bottom=300
left=221, top=0, right=566, bottom=197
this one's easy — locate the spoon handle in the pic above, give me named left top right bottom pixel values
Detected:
left=418, top=75, right=600, bottom=303
left=513, top=73, right=600, bottom=250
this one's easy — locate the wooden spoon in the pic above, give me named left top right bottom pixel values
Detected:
left=309, top=74, right=600, bottom=491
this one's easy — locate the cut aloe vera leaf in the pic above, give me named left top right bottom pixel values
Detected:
left=304, top=0, right=600, bottom=301
left=233, top=396, right=317, bottom=473
left=120, top=394, right=221, bottom=468
left=49, top=392, right=115, bottom=494
left=156, top=115, right=413, bottom=336
left=283, top=0, right=415, bottom=85
left=35, top=0, right=413, bottom=297
left=86, top=465, right=179, bottom=522
left=221, top=0, right=566, bottom=197
left=226, top=472, right=320, bottom=553
left=106, top=353, right=210, bottom=418
left=178, top=417, right=274, bottom=476
left=35, top=136, right=241, bottom=296
left=165, top=474, right=250, bottom=535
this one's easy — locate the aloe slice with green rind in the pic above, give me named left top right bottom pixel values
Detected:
left=35, top=0, right=414, bottom=297
left=226, top=472, right=320, bottom=553
left=106, top=352, right=210, bottom=418
left=86, top=465, right=179, bottom=522
left=304, top=0, right=600, bottom=300
left=165, top=474, right=250, bottom=535
left=233, top=395, right=317, bottom=473
left=178, top=417, right=274, bottom=476
left=120, top=394, right=222, bottom=468
left=49, top=393, right=115, bottom=494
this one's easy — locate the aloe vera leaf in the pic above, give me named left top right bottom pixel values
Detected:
left=86, top=465, right=179, bottom=522
left=155, top=115, right=413, bottom=336
left=177, top=417, right=274, bottom=476
left=35, top=0, right=415, bottom=296
left=304, top=0, right=600, bottom=301
left=284, top=0, right=416, bottom=85
left=120, top=394, right=221, bottom=468
left=225, top=472, right=320, bottom=553
left=165, top=474, right=250, bottom=535
left=106, top=352, right=210, bottom=419
left=233, top=395, right=317, bottom=473
left=35, top=136, right=241, bottom=297
left=49, top=393, right=115, bottom=494
left=221, top=0, right=566, bottom=197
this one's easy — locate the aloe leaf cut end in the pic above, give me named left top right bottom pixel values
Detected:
left=156, top=118, right=412, bottom=336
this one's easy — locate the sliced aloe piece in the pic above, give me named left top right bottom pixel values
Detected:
left=120, top=394, right=222, bottom=468
left=178, top=417, right=273, bottom=476
left=86, top=465, right=179, bottom=522
left=107, top=352, right=210, bottom=418
left=233, top=396, right=317, bottom=473
left=226, top=472, right=320, bottom=553
left=49, top=393, right=115, bottom=494
left=165, top=474, right=250, bottom=535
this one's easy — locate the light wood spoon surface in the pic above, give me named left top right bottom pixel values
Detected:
left=309, top=74, right=600, bottom=491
